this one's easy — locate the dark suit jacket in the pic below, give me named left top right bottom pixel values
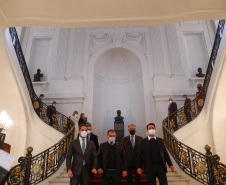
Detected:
left=137, top=137, right=172, bottom=173
left=90, top=133, right=99, bottom=152
left=184, top=98, right=191, bottom=112
left=121, top=135, right=143, bottom=168
left=47, top=105, right=56, bottom=119
left=66, top=139, right=98, bottom=176
left=98, top=141, right=127, bottom=175
left=77, top=133, right=99, bottom=152
left=168, top=102, right=177, bottom=116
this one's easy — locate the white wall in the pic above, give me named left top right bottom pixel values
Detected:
left=20, top=20, right=215, bottom=141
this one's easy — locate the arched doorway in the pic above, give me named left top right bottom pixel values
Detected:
left=92, top=48, right=146, bottom=142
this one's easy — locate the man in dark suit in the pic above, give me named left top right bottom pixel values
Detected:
left=168, top=98, right=178, bottom=131
left=87, top=123, right=99, bottom=152
left=35, top=94, right=44, bottom=116
left=183, top=94, right=191, bottom=122
left=122, top=124, right=143, bottom=185
left=76, top=123, right=99, bottom=152
left=137, top=123, right=174, bottom=185
left=66, top=124, right=98, bottom=185
left=98, top=129, right=127, bottom=185
left=47, top=101, right=57, bottom=126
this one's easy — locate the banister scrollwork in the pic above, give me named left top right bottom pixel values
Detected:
left=162, top=20, right=226, bottom=185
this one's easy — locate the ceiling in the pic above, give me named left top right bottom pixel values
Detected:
left=0, top=0, right=226, bottom=28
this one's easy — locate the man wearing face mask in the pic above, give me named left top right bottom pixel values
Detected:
left=76, top=123, right=99, bottom=152
left=66, top=124, right=98, bottom=185
left=168, top=98, right=178, bottom=131
left=47, top=101, right=57, bottom=126
left=196, top=84, right=203, bottom=113
left=86, top=123, right=99, bottom=152
left=98, top=129, right=127, bottom=185
left=137, top=123, right=174, bottom=185
left=122, top=124, right=143, bottom=185
left=183, top=94, right=191, bottom=122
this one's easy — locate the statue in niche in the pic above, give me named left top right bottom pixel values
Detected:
left=33, top=69, right=43, bottom=82
left=114, top=110, right=124, bottom=121
left=196, top=67, right=205, bottom=77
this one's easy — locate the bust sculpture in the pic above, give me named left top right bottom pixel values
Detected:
left=196, top=67, right=205, bottom=77
left=34, top=69, right=43, bottom=82
left=114, top=110, right=124, bottom=121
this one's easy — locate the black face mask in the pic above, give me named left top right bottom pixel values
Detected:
left=129, top=130, right=136, bottom=135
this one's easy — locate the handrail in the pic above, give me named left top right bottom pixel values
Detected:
left=9, top=27, right=73, bottom=135
left=6, top=27, right=75, bottom=184
left=7, top=128, right=74, bottom=185
left=162, top=20, right=226, bottom=185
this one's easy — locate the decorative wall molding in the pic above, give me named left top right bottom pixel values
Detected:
left=122, top=33, right=146, bottom=54
left=153, top=90, right=196, bottom=102
left=179, top=21, right=200, bottom=27
left=89, top=32, right=146, bottom=56
left=89, top=34, right=113, bottom=55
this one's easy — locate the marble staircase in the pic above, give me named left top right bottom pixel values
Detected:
left=49, top=166, right=190, bottom=185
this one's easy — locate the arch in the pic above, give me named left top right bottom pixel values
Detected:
left=85, top=44, right=155, bottom=138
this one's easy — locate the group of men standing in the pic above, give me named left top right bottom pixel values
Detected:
left=66, top=123, right=174, bottom=185
left=168, top=94, right=192, bottom=131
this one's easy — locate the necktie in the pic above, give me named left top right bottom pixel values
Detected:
left=131, top=135, right=134, bottom=148
left=82, top=139, right=86, bottom=166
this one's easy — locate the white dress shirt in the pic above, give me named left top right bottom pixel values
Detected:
left=148, top=135, right=157, bottom=140
left=108, top=141, right=116, bottom=145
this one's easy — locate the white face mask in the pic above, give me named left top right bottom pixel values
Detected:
left=80, top=131, right=87, bottom=138
left=87, top=130, right=91, bottom=135
left=75, top=114, right=78, bottom=117
left=169, top=101, right=172, bottom=104
left=148, top=129, right=155, bottom=136
left=108, top=137, right=116, bottom=143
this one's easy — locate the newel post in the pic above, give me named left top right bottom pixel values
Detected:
left=25, top=147, right=33, bottom=185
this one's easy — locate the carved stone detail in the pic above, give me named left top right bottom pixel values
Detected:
left=89, top=34, right=113, bottom=55
left=89, top=32, right=146, bottom=56
left=122, top=33, right=146, bottom=54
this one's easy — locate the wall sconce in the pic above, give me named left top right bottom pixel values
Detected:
left=0, top=110, right=13, bottom=150
left=0, top=110, right=13, bottom=133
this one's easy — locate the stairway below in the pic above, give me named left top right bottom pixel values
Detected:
left=49, top=167, right=190, bottom=185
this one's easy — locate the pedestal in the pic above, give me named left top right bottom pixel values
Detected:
left=114, top=121, right=124, bottom=142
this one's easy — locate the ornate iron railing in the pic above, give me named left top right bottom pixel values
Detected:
left=9, top=27, right=72, bottom=135
left=7, top=129, right=74, bottom=185
left=6, top=27, right=75, bottom=184
left=163, top=20, right=226, bottom=185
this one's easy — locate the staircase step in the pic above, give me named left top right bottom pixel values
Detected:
left=50, top=174, right=189, bottom=184
left=50, top=167, right=189, bottom=185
